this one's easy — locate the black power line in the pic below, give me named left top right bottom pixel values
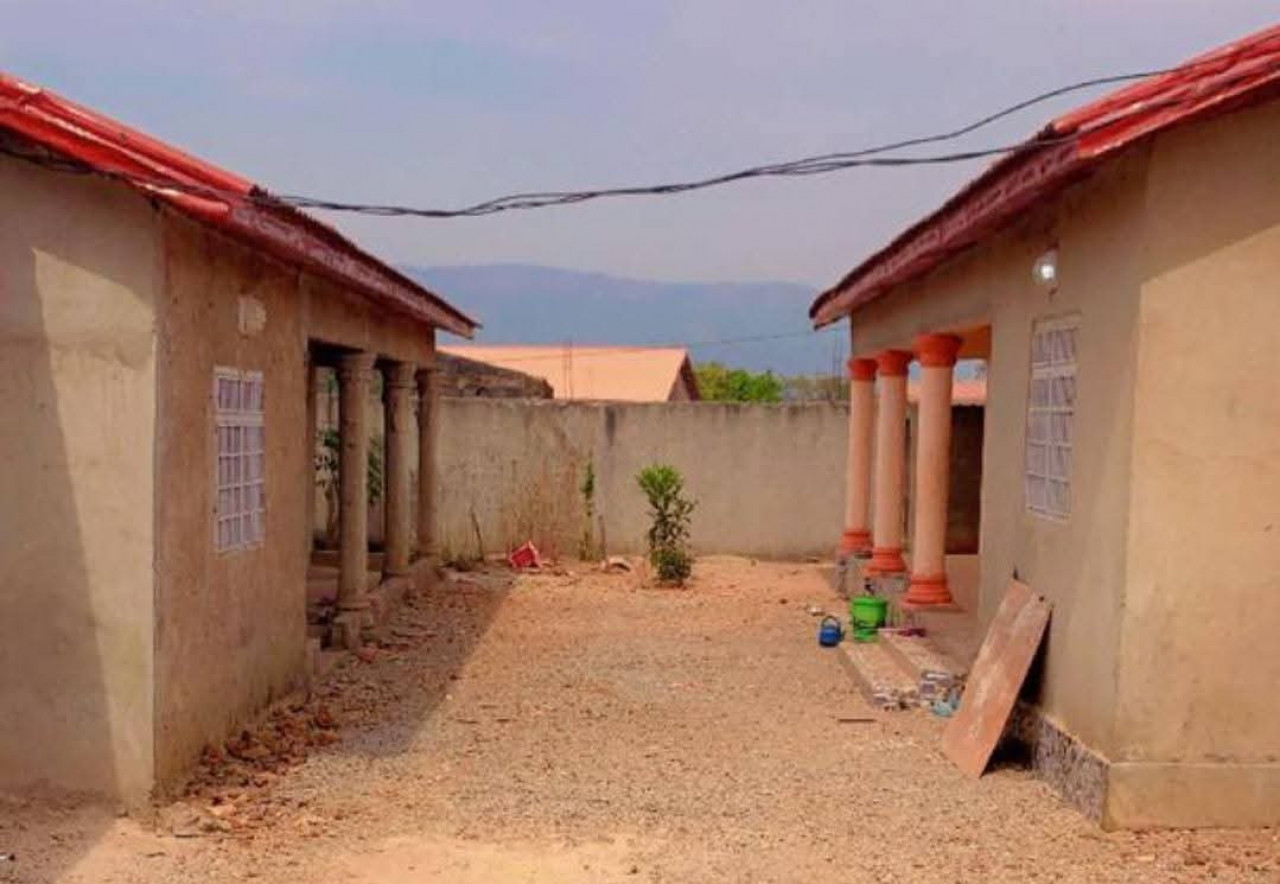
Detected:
left=2, top=39, right=1275, bottom=219
left=277, top=46, right=1279, bottom=218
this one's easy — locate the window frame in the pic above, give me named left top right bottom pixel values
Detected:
left=213, top=366, right=266, bottom=553
left=1024, top=314, right=1079, bottom=522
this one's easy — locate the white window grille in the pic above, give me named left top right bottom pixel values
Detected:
left=214, top=367, right=265, bottom=552
left=1025, top=316, right=1078, bottom=520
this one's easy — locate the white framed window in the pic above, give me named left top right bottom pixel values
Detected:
left=214, top=367, right=265, bottom=552
left=1025, top=316, right=1078, bottom=520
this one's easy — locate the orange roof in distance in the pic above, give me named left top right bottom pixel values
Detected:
left=438, top=345, right=700, bottom=402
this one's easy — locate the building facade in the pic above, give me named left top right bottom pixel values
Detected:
left=813, top=29, right=1280, bottom=828
left=0, top=76, right=477, bottom=803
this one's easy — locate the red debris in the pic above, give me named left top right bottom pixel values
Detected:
left=507, top=542, right=543, bottom=570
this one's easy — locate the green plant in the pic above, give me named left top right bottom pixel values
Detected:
left=694, top=361, right=784, bottom=402
left=316, top=428, right=385, bottom=544
left=636, top=464, right=695, bottom=584
left=578, top=458, right=598, bottom=561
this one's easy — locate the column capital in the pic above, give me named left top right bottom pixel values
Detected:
left=914, top=333, right=963, bottom=369
left=338, top=350, right=376, bottom=381
left=384, top=360, right=418, bottom=390
left=846, top=357, right=878, bottom=382
left=415, top=364, right=438, bottom=390
left=876, top=349, right=913, bottom=378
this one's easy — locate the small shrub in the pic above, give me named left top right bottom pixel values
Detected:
left=636, top=464, right=695, bottom=584
left=578, top=458, right=598, bottom=561
left=651, top=545, right=692, bottom=583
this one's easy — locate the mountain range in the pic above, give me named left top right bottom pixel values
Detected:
left=403, top=264, right=847, bottom=376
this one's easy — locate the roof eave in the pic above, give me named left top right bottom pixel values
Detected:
left=810, top=24, right=1280, bottom=329
left=0, top=74, right=479, bottom=339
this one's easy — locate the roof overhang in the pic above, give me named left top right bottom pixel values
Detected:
left=0, top=74, right=478, bottom=338
left=810, top=25, right=1280, bottom=328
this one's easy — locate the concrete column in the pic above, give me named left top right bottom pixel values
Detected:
left=335, top=351, right=375, bottom=646
left=865, top=350, right=912, bottom=576
left=839, top=357, right=878, bottom=556
left=905, top=334, right=962, bottom=605
left=383, top=361, right=416, bottom=578
left=304, top=352, right=318, bottom=560
left=415, top=363, right=439, bottom=562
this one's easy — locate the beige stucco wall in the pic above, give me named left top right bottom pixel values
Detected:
left=152, top=214, right=437, bottom=789
left=152, top=215, right=311, bottom=787
left=849, top=152, right=1150, bottom=758
left=0, top=154, right=159, bottom=801
left=304, top=273, right=436, bottom=368
left=436, top=399, right=848, bottom=561
left=1109, top=99, right=1280, bottom=827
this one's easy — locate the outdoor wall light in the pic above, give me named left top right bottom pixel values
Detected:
left=1032, top=248, right=1059, bottom=290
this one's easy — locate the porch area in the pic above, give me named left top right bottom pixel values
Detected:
left=302, top=346, right=443, bottom=653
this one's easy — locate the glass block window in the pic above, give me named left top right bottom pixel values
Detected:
left=214, top=368, right=265, bottom=552
left=1025, top=316, right=1078, bottom=520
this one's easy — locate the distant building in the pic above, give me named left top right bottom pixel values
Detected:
left=439, top=345, right=700, bottom=402
left=437, top=350, right=553, bottom=399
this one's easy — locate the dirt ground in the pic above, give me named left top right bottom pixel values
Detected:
left=2, top=557, right=1275, bottom=883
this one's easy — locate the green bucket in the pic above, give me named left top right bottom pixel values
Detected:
left=849, top=595, right=888, bottom=643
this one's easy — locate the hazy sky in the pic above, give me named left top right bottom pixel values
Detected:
left=1, top=2, right=1275, bottom=288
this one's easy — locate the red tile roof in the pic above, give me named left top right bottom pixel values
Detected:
left=0, top=74, right=477, bottom=337
left=811, top=25, right=1280, bottom=327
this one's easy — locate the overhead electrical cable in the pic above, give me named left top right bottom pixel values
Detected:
left=0, top=42, right=1275, bottom=219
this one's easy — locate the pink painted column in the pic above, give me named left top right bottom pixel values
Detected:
left=839, top=357, right=878, bottom=556
left=905, top=333, right=963, bottom=605
left=865, top=350, right=912, bottom=576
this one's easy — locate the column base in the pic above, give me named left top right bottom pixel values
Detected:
left=904, top=573, right=953, bottom=606
left=864, top=547, right=906, bottom=575
left=330, top=610, right=367, bottom=651
left=838, top=528, right=872, bottom=556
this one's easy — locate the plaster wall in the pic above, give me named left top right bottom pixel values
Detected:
left=435, top=399, right=849, bottom=560
left=0, top=154, right=159, bottom=801
left=152, top=215, right=311, bottom=787
left=303, top=273, right=435, bottom=368
left=1110, top=99, right=1280, bottom=826
left=152, top=215, right=440, bottom=788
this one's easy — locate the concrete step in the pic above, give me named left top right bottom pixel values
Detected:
left=835, top=640, right=919, bottom=711
left=879, top=630, right=968, bottom=705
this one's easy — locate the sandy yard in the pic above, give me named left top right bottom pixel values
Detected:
left=2, top=557, right=1275, bottom=883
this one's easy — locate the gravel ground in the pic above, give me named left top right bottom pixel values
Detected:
left=2, top=556, right=1276, bottom=883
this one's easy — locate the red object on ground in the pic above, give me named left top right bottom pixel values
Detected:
left=0, top=73, right=477, bottom=337
left=508, top=542, right=543, bottom=570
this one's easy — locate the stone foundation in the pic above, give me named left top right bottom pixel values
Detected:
left=1006, top=702, right=1110, bottom=823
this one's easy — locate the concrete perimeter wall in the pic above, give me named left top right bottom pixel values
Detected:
left=435, top=399, right=849, bottom=561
